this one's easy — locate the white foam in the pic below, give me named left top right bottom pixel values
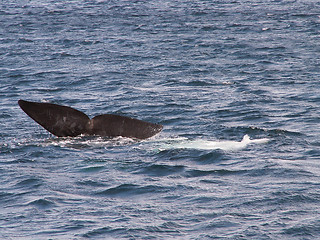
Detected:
left=159, top=135, right=269, bottom=151
left=21, top=134, right=269, bottom=152
left=42, top=136, right=137, bottom=149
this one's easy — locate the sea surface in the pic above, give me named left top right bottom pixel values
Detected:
left=1, top=0, right=320, bottom=239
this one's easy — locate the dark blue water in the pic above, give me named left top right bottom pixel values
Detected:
left=1, top=0, right=320, bottom=239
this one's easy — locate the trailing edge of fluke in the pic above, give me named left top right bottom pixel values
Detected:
left=18, top=99, right=163, bottom=139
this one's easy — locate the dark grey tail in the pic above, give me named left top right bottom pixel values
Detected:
left=18, top=100, right=163, bottom=139
left=18, top=100, right=90, bottom=137
left=89, top=114, right=163, bottom=139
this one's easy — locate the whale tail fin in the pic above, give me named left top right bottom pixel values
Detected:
left=90, top=114, right=163, bottom=139
left=18, top=100, right=163, bottom=139
left=18, top=100, right=90, bottom=137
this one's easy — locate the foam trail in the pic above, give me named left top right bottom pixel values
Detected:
left=159, top=135, right=269, bottom=151
left=42, top=136, right=137, bottom=149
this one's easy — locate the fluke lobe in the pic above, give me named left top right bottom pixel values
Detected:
left=18, top=100, right=163, bottom=139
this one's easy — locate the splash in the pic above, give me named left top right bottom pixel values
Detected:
left=158, top=135, right=269, bottom=151
left=42, top=136, right=137, bottom=149
left=14, top=134, right=269, bottom=152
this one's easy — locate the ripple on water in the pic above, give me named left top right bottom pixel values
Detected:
left=14, top=178, right=43, bottom=189
left=96, top=183, right=171, bottom=198
left=135, top=163, right=185, bottom=177
left=27, top=198, right=56, bottom=209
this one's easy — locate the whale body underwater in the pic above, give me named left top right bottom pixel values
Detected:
left=18, top=100, right=163, bottom=140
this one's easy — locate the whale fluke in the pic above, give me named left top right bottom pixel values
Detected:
left=18, top=100, right=163, bottom=139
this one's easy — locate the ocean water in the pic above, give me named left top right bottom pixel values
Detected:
left=1, top=0, right=320, bottom=239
